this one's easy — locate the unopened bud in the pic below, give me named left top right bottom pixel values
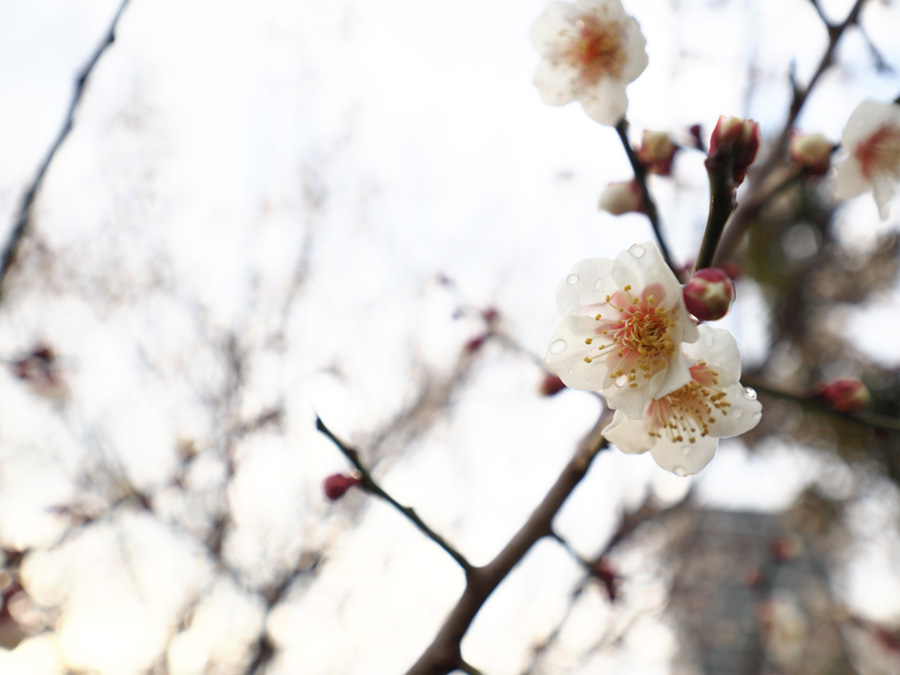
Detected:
left=637, top=131, right=678, bottom=176
left=539, top=372, right=566, bottom=396
left=324, top=473, right=361, bottom=501
left=464, top=334, right=489, bottom=353
left=817, top=379, right=870, bottom=412
left=592, top=558, right=618, bottom=602
left=708, top=116, right=761, bottom=185
left=599, top=181, right=642, bottom=216
left=789, top=132, right=833, bottom=176
left=682, top=268, right=735, bottom=321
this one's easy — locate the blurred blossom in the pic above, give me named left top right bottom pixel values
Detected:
left=817, top=378, right=870, bottom=412
left=637, top=130, right=678, bottom=175
left=789, top=132, right=833, bottom=176
left=834, top=100, right=900, bottom=218
left=602, top=326, right=762, bottom=475
left=531, top=0, right=648, bottom=125
left=598, top=180, right=642, bottom=215
left=546, top=242, right=699, bottom=419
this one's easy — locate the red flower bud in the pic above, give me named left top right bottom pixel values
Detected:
left=324, top=473, right=361, bottom=501
left=682, top=268, right=736, bottom=321
left=708, top=116, right=761, bottom=185
left=817, top=379, right=870, bottom=412
left=538, top=372, right=566, bottom=396
left=481, top=307, right=500, bottom=324
left=464, top=334, right=489, bottom=353
left=592, top=558, right=618, bottom=602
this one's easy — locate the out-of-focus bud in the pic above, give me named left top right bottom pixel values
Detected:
left=817, top=378, right=870, bottom=412
left=592, top=558, right=618, bottom=602
left=464, top=334, right=489, bottom=353
left=10, top=343, right=68, bottom=402
left=789, top=132, right=833, bottom=176
left=324, top=473, right=361, bottom=501
left=481, top=307, right=500, bottom=325
left=708, top=115, right=761, bottom=185
left=637, top=130, right=678, bottom=175
left=539, top=372, right=566, bottom=396
left=682, top=268, right=736, bottom=321
left=598, top=181, right=642, bottom=215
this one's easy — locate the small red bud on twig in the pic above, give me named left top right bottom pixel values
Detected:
left=683, top=268, right=736, bottom=321
left=539, top=373, right=566, bottom=397
left=817, top=379, right=871, bottom=412
left=324, top=473, right=361, bottom=501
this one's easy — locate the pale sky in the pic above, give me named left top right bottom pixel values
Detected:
left=1, top=0, right=900, bottom=673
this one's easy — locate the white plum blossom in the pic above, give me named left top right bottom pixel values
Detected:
left=602, top=325, right=762, bottom=476
left=531, top=0, right=648, bottom=126
left=546, top=242, right=699, bottom=419
left=834, top=100, right=900, bottom=218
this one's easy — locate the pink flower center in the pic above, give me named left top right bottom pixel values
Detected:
left=856, top=124, right=900, bottom=179
left=566, top=15, right=624, bottom=82
left=582, top=283, right=676, bottom=388
left=646, top=362, right=730, bottom=444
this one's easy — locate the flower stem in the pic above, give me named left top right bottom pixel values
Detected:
left=316, top=416, right=474, bottom=574
left=614, top=119, right=676, bottom=275
left=695, top=156, right=737, bottom=272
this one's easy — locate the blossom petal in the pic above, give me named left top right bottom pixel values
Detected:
left=619, top=17, right=649, bottom=82
left=602, top=410, right=652, bottom=454
left=545, top=314, right=611, bottom=390
left=530, top=1, right=580, bottom=51
left=833, top=154, right=867, bottom=200
left=684, top=325, right=742, bottom=380
left=648, top=355, right=693, bottom=401
left=556, top=257, right=616, bottom=316
left=580, top=75, right=628, bottom=126
left=649, top=436, right=718, bottom=476
left=872, top=174, right=897, bottom=218
left=707, top=382, right=762, bottom=438
left=533, top=60, right=579, bottom=106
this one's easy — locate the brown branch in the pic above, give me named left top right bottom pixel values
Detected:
left=0, top=0, right=133, bottom=304
left=405, top=412, right=611, bottom=675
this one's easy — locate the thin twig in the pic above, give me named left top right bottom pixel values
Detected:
left=742, top=374, right=900, bottom=433
left=0, top=0, right=133, bottom=303
left=714, top=0, right=867, bottom=265
left=614, top=119, right=676, bottom=274
left=316, top=416, right=474, bottom=574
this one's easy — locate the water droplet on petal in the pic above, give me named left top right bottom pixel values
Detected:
left=593, top=278, right=604, bottom=291
left=673, top=465, right=687, bottom=477
left=732, top=408, right=743, bottom=419
left=744, top=387, right=757, bottom=400
left=681, top=445, right=693, bottom=456
left=752, top=411, right=762, bottom=421
left=615, top=374, right=628, bottom=388
left=567, top=274, right=579, bottom=285
left=630, top=244, right=645, bottom=258
left=549, top=339, right=567, bottom=354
